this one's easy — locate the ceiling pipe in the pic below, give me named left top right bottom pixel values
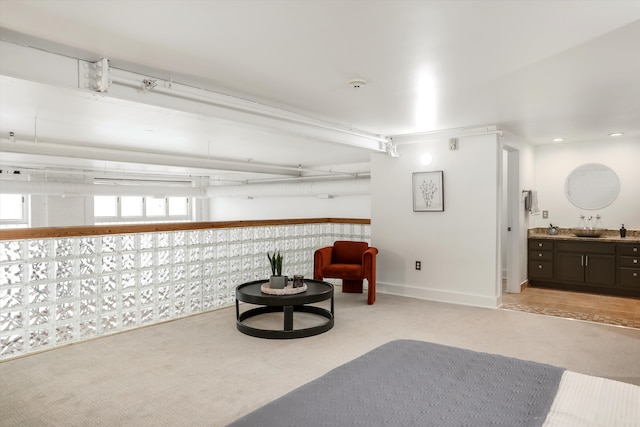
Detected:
left=1, top=166, right=204, bottom=182
left=242, top=171, right=370, bottom=185
left=0, top=139, right=304, bottom=177
left=106, top=68, right=389, bottom=152
left=206, top=178, right=370, bottom=198
left=0, top=177, right=370, bottom=198
left=0, top=137, right=369, bottom=180
left=392, top=125, right=503, bottom=144
left=0, top=179, right=207, bottom=197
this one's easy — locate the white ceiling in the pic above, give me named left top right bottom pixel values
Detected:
left=1, top=1, right=639, bottom=183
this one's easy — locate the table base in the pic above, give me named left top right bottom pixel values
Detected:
left=236, top=304, right=334, bottom=339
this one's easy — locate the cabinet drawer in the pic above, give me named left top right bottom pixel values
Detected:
left=619, top=245, right=640, bottom=256
left=557, top=241, right=615, bottom=254
left=528, top=240, right=553, bottom=251
left=620, top=256, right=640, bottom=268
left=529, top=261, right=553, bottom=279
left=529, top=251, right=553, bottom=261
left=620, top=268, right=640, bottom=288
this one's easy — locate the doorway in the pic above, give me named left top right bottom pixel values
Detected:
left=501, top=146, right=521, bottom=294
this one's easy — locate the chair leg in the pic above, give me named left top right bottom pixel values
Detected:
left=342, top=279, right=363, bottom=293
left=367, top=280, right=376, bottom=305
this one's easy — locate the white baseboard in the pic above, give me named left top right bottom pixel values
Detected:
left=376, top=281, right=500, bottom=309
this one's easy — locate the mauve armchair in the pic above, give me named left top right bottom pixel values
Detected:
left=313, top=241, right=379, bottom=305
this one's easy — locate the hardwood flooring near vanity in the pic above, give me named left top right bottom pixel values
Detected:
left=501, top=286, right=640, bottom=329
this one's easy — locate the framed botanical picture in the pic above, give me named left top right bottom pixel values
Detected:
left=412, top=171, right=444, bottom=212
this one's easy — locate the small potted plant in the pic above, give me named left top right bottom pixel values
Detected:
left=267, top=250, right=287, bottom=288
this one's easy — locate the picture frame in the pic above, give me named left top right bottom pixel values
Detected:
left=412, top=171, right=444, bottom=212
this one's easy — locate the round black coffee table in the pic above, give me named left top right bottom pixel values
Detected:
left=235, top=279, right=334, bottom=339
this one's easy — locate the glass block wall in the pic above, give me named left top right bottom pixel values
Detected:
left=0, top=222, right=370, bottom=360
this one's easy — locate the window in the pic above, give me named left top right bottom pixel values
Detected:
left=145, top=197, right=166, bottom=217
left=94, top=195, right=117, bottom=217
left=0, top=194, right=29, bottom=228
left=94, top=196, right=192, bottom=224
left=168, top=197, right=188, bottom=216
left=121, top=196, right=143, bottom=217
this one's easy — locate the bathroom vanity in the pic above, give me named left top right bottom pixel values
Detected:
left=528, top=230, right=640, bottom=297
left=526, top=162, right=639, bottom=297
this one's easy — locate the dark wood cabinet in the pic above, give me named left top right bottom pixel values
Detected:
left=528, top=237, right=638, bottom=297
left=528, top=239, right=554, bottom=280
left=556, top=241, right=616, bottom=287
left=556, top=252, right=584, bottom=282
left=618, top=243, right=640, bottom=290
left=585, top=255, right=617, bottom=286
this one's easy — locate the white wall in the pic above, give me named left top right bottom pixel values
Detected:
left=30, top=195, right=48, bottom=227
left=371, top=133, right=502, bottom=308
left=29, top=195, right=92, bottom=227
left=208, top=194, right=371, bottom=221
left=533, top=137, right=640, bottom=230
left=21, top=185, right=369, bottom=225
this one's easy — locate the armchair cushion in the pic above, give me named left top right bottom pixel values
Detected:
left=332, top=241, right=369, bottom=264
left=322, top=264, right=363, bottom=279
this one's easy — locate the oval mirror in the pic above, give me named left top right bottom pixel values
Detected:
left=564, top=163, right=620, bottom=210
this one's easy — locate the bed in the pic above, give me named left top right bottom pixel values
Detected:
left=228, top=339, right=640, bottom=426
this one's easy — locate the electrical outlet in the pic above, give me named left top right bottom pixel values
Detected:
left=415, top=261, right=421, bottom=270
left=542, top=210, right=548, bottom=219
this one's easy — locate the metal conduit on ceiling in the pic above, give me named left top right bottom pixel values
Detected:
left=0, top=178, right=370, bottom=198
left=206, top=178, right=370, bottom=198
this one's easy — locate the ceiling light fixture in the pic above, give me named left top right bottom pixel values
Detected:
left=420, top=153, right=433, bottom=166
left=552, top=138, right=564, bottom=142
left=608, top=132, right=624, bottom=137
left=348, top=79, right=367, bottom=89
left=384, top=139, right=399, bottom=157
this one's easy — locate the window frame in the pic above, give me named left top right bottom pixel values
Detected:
left=94, top=195, right=193, bottom=224
left=0, top=193, right=30, bottom=228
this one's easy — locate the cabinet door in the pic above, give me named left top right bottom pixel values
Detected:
left=585, top=255, right=616, bottom=286
left=529, top=261, right=553, bottom=280
left=556, top=253, right=584, bottom=282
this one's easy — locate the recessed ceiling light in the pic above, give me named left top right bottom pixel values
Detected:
left=608, top=132, right=624, bottom=137
left=552, top=138, right=564, bottom=142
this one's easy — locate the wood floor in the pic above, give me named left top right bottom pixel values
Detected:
left=501, top=286, right=640, bottom=329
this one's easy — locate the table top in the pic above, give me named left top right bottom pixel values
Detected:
left=236, top=279, right=333, bottom=306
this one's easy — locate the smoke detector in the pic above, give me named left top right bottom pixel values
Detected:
left=348, top=79, right=367, bottom=89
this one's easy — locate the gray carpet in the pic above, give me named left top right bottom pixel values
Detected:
left=1, top=291, right=639, bottom=426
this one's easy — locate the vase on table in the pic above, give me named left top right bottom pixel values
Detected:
left=269, top=275, right=288, bottom=289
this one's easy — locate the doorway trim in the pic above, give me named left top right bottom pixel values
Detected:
left=503, top=145, right=522, bottom=294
